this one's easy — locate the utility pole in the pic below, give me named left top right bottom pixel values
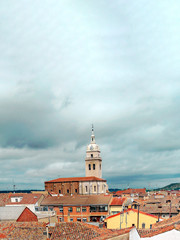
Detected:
left=169, top=202, right=172, bottom=218
left=137, top=204, right=139, bottom=229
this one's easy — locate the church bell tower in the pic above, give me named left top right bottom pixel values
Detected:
left=85, top=125, right=102, bottom=178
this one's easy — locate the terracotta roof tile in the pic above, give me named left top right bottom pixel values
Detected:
left=45, top=176, right=106, bottom=183
left=41, top=194, right=112, bottom=206
left=116, top=188, right=146, bottom=195
left=6, top=193, right=43, bottom=205
left=110, top=197, right=126, bottom=206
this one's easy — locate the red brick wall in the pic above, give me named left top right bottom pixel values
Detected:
left=53, top=206, right=108, bottom=223
left=17, top=208, right=38, bottom=222
left=45, top=181, right=79, bottom=195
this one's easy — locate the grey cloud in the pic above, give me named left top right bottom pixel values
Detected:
left=0, top=0, right=180, bottom=189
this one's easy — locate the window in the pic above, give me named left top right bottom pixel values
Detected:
left=90, top=206, right=97, bottom=212
left=93, top=164, right=95, bottom=170
left=70, top=218, right=73, bottom=222
left=68, top=207, right=73, bottom=212
left=67, top=189, right=69, bottom=193
left=75, top=189, right=77, bottom=193
left=76, top=207, right=80, bottom=212
left=49, top=207, right=54, bottom=211
left=99, top=206, right=108, bottom=212
left=83, top=218, right=87, bottom=222
left=77, top=218, right=81, bottom=222
left=15, top=199, right=18, bottom=202
left=150, top=224, right=152, bottom=229
left=59, top=190, right=61, bottom=194
left=100, top=164, right=101, bottom=170
left=91, top=154, right=93, bottom=158
left=89, top=164, right=91, bottom=170
left=94, top=186, right=96, bottom=192
left=92, top=137, right=94, bottom=141
left=142, top=223, right=145, bottom=229
left=82, top=207, right=86, bottom=212
left=85, top=186, right=88, bottom=192
left=59, top=217, right=63, bottom=222
left=59, top=206, right=63, bottom=212
left=43, top=206, right=48, bottom=211
left=132, top=224, right=135, bottom=227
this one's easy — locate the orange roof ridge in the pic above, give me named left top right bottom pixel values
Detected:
left=105, top=208, right=159, bottom=220
left=45, top=176, right=106, bottom=183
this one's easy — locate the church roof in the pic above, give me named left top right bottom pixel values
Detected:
left=45, top=176, right=106, bottom=183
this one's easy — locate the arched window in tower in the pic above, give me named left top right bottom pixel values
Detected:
left=91, top=154, right=93, bottom=158
left=89, top=164, right=91, bottom=170
left=93, top=164, right=95, bottom=170
left=92, top=137, right=93, bottom=141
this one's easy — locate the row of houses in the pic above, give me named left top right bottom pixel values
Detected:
left=1, top=190, right=180, bottom=228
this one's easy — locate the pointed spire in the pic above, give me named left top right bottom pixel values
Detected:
left=92, top=124, right=94, bottom=135
left=91, top=124, right=95, bottom=143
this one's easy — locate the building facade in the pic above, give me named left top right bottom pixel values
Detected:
left=41, top=194, right=112, bottom=223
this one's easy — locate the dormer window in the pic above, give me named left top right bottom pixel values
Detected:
left=11, top=196, right=23, bottom=203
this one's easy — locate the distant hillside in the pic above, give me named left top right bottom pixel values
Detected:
left=0, top=189, right=44, bottom=193
left=155, top=183, right=180, bottom=191
left=109, top=188, right=122, bottom=192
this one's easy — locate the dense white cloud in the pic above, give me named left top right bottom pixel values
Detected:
left=0, top=0, right=180, bottom=190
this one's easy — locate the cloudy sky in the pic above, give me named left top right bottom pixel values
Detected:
left=0, top=0, right=180, bottom=190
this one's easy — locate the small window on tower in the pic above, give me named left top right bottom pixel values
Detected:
left=93, top=164, right=95, bottom=170
left=91, top=154, right=93, bottom=158
left=89, top=164, right=91, bottom=170
left=100, top=164, right=101, bottom=170
left=94, top=186, right=96, bottom=192
left=92, top=138, right=93, bottom=141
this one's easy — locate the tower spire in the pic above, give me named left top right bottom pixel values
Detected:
left=92, top=124, right=94, bottom=135
left=91, top=124, right=95, bottom=143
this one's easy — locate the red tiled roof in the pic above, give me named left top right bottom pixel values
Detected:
left=153, top=213, right=180, bottom=229
left=6, top=193, right=43, bottom=205
left=0, top=233, right=7, bottom=238
left=110, top=197, right=126, bottom=206
left=105, top=208, right=159, bottom=221
left=0, top=222, right=132, bottom=240
left=45, top=176, right=106, bottom=183
left=0, top=193, right=12, bottom=206
left=116, top=188, right=146, bottom=195
left=41, top=194, right=112, bottom=206
left=139, top=224, right=180, bottom=238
